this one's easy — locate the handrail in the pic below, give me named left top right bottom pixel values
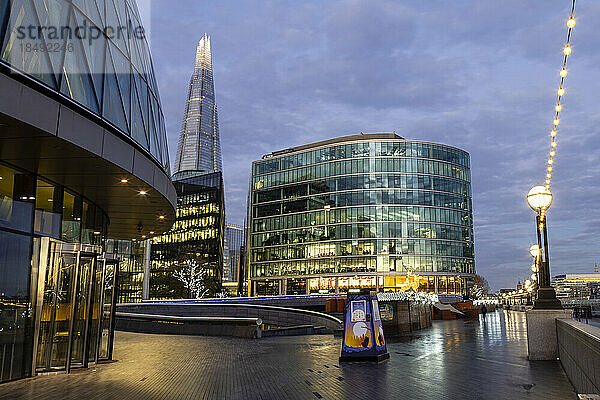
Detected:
left=117, top=302, right=343, bottom=326
left=115, top=312, right=263, bottom=326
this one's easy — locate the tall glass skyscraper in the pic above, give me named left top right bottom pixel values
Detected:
left=174, top=34, right=222, bottom=175
left=247, top=134, right=475, bottom=299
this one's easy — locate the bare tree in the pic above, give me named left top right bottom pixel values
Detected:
left=173, top=259, right=208, bottom=299
left=470, top=275, right=491, bottom=299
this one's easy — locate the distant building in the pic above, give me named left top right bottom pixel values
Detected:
left=551, top=272, right=600, bottom=301
left=246, top=133, right=475, bottom=297
left=149, top=172, right=225, bottom=298
left=224, top=224, right=245, bottom=283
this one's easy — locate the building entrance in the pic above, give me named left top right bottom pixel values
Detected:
left=33, top=239, right=118, bottom=373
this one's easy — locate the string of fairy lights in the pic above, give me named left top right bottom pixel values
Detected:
left=545, top=0, right=576, bottom=190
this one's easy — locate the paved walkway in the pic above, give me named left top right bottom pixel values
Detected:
left=0, top=310, right=576, bottom=399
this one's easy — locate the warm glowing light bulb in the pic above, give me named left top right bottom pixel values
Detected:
left=551, top=141, right=557, bottom=147
left=550, top=150, right=555, bottom=156
left=555, top=104, right=562, bottom=112
left=551, top=130, right=557, bottom=137
left=560, top=68, right=567, bottom=77
left=546, top=173, right=551, bottom=178
left=547, top=166, right=552, bottom=172
left=567, top=18, right=576, bottom=28
left=558, top=88, right=565, bottom=96
left=564, top=46, right=572, bottom=55
left=548, top=159, right=554, bottom=165
left=553, top=118, right=560, bottom=125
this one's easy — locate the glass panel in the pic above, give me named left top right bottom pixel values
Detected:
left=34, top=178, right=61, bottom=239
left=49, top=252, right=76, bottom=369
left=73, top=7, right=106, bottom=106
left=60, top=11, right=99, bottom=113
left=61, top=190, right=81, bottom=243
left=91, top=208, right=103, bottom=246
left=1, top=0, right=57, bottom=88
left=70, top=256, right=94, bottom=367
left=87, top=260, right=103, bottom=363
left=0, top=162, right=34, bottom=233
left=71, top=0, right=103, bottom=28
left=98, top=262, right=115, bottom=360
left=36, top=242, right=56, bottom=370
left=102, top=45, right=128, bottom=133
left=147, top=95, right=158, bottom=157
left=105, top=0, right=128, bottom=55
left=0, top=231, right=32, bottom=382
left=81, top=201, right=95, bottom=245
left=130, top=76, right=148, bottom=148
left=32, top=0, right=71, bottom=87
left=111, top=44, right=131, bottom=126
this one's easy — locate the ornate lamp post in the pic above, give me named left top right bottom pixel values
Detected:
left=526, top=186, right=561, bottom=309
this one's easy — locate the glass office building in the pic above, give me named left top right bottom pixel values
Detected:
left=149, top=171, right=225, bottom=299
left=247, top=133, right=475, bottom=298
left=224, top=224, right=244, bottom=283
left=0, top=0, right=176, bottom=383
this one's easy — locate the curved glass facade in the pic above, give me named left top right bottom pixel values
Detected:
left=247, top=134, right=475, bottom=297
left=0, top=0, right=169, bottom=172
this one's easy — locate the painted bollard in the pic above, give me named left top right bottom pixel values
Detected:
left=339, top=292, right=389, bottom=362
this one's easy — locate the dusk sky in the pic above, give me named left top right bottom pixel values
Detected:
left=146, top=0, right=600, bottom=291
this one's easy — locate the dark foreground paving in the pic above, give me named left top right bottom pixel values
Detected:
left=0, top=310, right=576, bottom=400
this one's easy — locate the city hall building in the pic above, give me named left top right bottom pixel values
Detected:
left=0, top=0, right=176, bottom=382
left=246, top=134, right=475, bottom=298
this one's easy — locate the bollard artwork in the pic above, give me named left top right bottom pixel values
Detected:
left=339, top=293, right=390, bottom=362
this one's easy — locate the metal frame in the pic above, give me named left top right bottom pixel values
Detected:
left=32, top=239, right=104, bottom=374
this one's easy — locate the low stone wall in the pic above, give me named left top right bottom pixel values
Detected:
left=117, top=303, right=343, bottom=332
left=115, top=313, right=262, bottom=338
left=380, top=301, right=432, bottom=335
left=557, top=318, right=600, bottom=394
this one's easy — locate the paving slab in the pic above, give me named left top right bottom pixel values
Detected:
left=0, top=310, right=576, bottom=400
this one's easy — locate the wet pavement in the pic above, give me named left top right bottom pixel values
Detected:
left=0, top=310, right=576, bottom=399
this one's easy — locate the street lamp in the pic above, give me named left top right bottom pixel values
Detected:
left=526, top=185, right=561, bottom=309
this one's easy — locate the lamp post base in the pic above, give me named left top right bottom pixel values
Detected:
left=533, top=287, right=562, bottom=310
left=525, top=308, right=571, bottom=360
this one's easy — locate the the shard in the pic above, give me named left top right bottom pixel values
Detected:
left=174, top=34, right=222, bottom=176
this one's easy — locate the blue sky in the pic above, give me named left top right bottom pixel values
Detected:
left=147, top=0, right=600, bottom=291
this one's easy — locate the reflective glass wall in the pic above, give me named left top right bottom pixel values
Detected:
left=248, top=136, right=475, bottom=297
left=0, top=160, right=108, bottom=382
left=0, top=0, right=170, bottom=172
left=149, top=171, right=225, bottom=299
